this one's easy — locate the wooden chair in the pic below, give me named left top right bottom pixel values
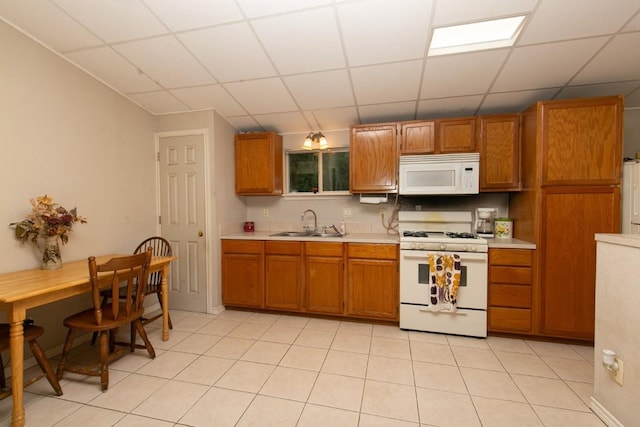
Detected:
left=91, top=237, right=173, bottom=346
left=132, top=237, right=173, bottom=329
left=0, top=322, right=63, bottom=399
left=56, top=249, right=155, bottom=391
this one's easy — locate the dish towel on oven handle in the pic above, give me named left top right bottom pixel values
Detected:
left=427, top=253, right=461, bottom=312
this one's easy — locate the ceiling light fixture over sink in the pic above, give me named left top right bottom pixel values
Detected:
left=302, top=132, right=328, bottom=150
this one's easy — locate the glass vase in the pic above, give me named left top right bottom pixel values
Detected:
left=42, top=235, right=62, bottom=270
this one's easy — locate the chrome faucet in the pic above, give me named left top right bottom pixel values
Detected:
left=301, top=209, right=318, bottom=231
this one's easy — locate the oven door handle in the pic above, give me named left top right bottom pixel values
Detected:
left=400, top=251, right=487, bottom=261
left=419, top=308, right=466, bottom=315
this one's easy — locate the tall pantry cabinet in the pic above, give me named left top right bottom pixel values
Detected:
left=509, top=96, right=623, bottom=341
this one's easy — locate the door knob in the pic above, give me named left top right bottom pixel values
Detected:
left=198, top=231, right=204, bottom=237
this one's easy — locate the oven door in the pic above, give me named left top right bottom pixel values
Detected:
left=399, top=249, right=487, bottom=309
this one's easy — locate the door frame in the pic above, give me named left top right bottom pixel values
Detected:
left=154, top=128, right=215, bottom=314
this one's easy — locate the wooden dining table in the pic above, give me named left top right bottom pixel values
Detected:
left=0, top=254, right=176, bottom=427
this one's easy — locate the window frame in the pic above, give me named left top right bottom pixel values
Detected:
left=283, top=147, right=350, bottom=198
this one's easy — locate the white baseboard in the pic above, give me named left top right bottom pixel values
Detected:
left=210, top=305, right=225, bottom=314
left=591, top=397, right=624, bottom=427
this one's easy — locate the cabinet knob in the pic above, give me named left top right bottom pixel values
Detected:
left=198, top=231, right=204, bottom=237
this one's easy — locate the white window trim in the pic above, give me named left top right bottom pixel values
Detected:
left=283, top=147, right=350, bottom=197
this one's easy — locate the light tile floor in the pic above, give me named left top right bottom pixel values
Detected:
left=0, top=309, right=605, bottom=426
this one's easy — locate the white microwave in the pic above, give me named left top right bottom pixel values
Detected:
left=399, top=153, right=480, bottom=195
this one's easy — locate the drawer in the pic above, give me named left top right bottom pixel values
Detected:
left=489, top=284, right=531, bottom=308
left=489, top=249, right=532, bottom=267
left=222, top=239, right=263, bottom=254
left=265, top=240, right=302, bottom=255
left=488, top=307, right=532, bottom=333
left=400, top=304, right=487, bottom=337
left=305, top=242, right=343, bottom=257
left=347, top=243, right=397, bottom=260
left=489, top=266, right=532, bottom=284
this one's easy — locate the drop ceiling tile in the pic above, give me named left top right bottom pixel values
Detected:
left=519, top=0, right=640, bottom=44
left=252, top=7, right=345, bottom=74
left=556, top=81, right=640, bottom=101
left=113, top=35, right=214, bottom=88
left=64, top=47, right=160, bottom=94
left=305, top=107, right=359, bottom=130
left=170, top=85, right=246, bottom=116
left=572, top=32, right=640, bottom=85
left=0, top=0, right=103, bottom=51
left=478, top=88, right=558, bottom=114
left=351, top=61, right=423, bottom=105
left=309, top=107, right=359, bottom=131
left=421, top=49, right=509, bottom=99
left=224, top=78, right=298, bottom=115
left=53, top=0, right=167, bottom=43
left=237, top=0, right=332, bottom=19
left=492, top=37, right=609, bottom=92
left=338, top=0, right=433, bottom=66
left=432, top=0, right=537, bottom=26
left=128, top=90, right=190, bottom=114
left=358, top=102, right=417, bottom=123
left=143, top=0, right=242, bottom=31
left=253, top=111, right=310, bottom=133
left=284, top=70, right=354, bottom=110
left=417, top=95, right=483, bottom=118
left=226, top=116, right=261, bottom=131
left=178, top=23, right=276, bottom=82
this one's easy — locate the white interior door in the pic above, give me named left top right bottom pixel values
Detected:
left=158, top=131, right=207, bottom=312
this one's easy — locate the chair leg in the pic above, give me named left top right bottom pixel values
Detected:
left=27, top=340, right=63, bottom=396
left=133, top=320, right=155, bottom=359
left=129, top=323, right=137, bottom=352
left=98, top=331, right=109, bottom=392
left=56, top=328, right=76, bottom=381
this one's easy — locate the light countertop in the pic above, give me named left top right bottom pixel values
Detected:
left=221, top=231, right=535, bottom=248
left=220, top=231, right=399, bottom=244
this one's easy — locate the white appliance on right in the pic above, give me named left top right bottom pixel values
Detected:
left=622, top=160, right=640, bottom=234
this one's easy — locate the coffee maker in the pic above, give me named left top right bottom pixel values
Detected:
left=475, top=208, right=497, bottom=238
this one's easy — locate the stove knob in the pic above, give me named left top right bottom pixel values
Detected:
left=409, top=242, right=416, bottom=249
left=469, top=246, right=476, bottom=252
left=439, top=244, right=446, bottom=250
left=461, top=245, right=467, bottom=251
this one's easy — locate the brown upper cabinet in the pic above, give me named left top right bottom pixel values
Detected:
left=350, top=123, right=399, bottom=193
left=400, top=117, right=477, bottom=155
left=479, top=114, right=521, bottom=192
left=235, top=131, right=283, bottom=195
left=539, top=97, right=623, bottom=186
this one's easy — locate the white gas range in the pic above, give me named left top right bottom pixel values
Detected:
left=398, top=211, right=488, bottom=338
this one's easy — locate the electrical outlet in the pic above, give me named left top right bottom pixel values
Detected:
left=343, top=208, right=352, bottom=217
left=613, top=357, right=624, bottom=385
left=263, top=209, right=269, bottom=218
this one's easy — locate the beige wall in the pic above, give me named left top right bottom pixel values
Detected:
left=593, top=235, right=640, bottom=426
left=0, top=21, right=158, bottom=349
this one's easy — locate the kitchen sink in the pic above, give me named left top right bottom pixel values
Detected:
left=269, top=231, right=344, bottom=238
left=270, top=231, right=313, bottom=237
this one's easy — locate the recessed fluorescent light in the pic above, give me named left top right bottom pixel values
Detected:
left=428, top=15, right=526, bottom=56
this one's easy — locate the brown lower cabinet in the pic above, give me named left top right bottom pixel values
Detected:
left=222, top=239, right=399, bottom=321
left=488, top=248, right=533, bottom=334
left=221, top=240, right=264, bottom=308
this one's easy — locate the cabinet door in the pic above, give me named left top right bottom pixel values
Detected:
left=437, top=117, right=477, bottom=153
left=400, top=121, right=435, bottom=154
left=347, top=258, right=398, bottom=320
left=541, top=97, right=623, bottom=186
left=350, top=124, right=398, bottom=193
left=235, top=132, right=283, bottom=195
left=265, top=241, right=302, bottom=310
left=539, top=187, right=620, bottom=340
left=305, top=255, right=344, bottom=315
left=222, top=253, right=264, bottom=308
left=479, top=115, right=520, bottom=191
